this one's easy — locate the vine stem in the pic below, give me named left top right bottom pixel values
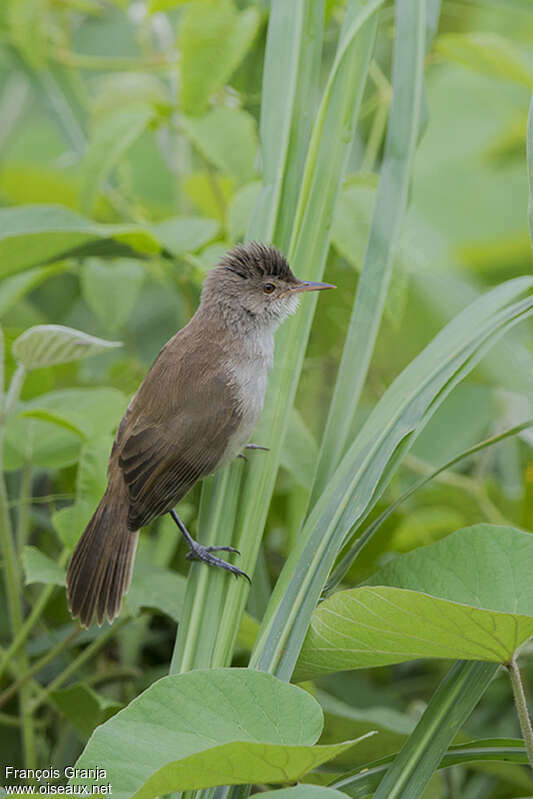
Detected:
left=508, top=657, right=533, bottom=769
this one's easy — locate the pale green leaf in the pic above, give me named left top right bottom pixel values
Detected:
left=22, top=545, right=66, bottom=586
left=72, top=669, right=365, bottom=798
left=12, top=325, right=121, bottom=370
left=151, top=216, right=219, bottom=256
left=51, top=684, right=122, bottom=739
left=181, top=107, right=258, bottom=184
left=20, top=390, right=126, bottom=440
left=53, top=436, right=114, bottom=549
left=0, top=205, right=160, bottom=279
left=53, top=501, right=93, bottom=551
left=81, top=106, right=155, bottom=213
left=7, top=0, right=47, bottom=68
left=0, top=264, right=68, bottom=319
left=127, top=565, right=187, bottom=622
left=195, top=242, right=230, bottom=272
left=296, top=525, right=533, bottom=679
left=228, top=181, right=261, bottom=241
left=81, top=259, right=145, bottom=333
left=331, top=180, right=410, bottom=327
left=179, top=0, right=261, bottom=115
left=148, top=0, right=192, bottom=11
left=436, top=33, right=533, bottom=88
left=280, top=409, right=318, bottom=487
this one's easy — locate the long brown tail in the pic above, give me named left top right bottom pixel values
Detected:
left=66, top=478, right=138, bottom=628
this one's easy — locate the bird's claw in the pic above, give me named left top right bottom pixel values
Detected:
left=245, top=443, right=270, bottom=452
left=186, top=542, right=250, bottom=583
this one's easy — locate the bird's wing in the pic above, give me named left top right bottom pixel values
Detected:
left=116, top=367, right=242, bottom=530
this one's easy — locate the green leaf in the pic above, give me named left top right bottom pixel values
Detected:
left=151, top=216, right=220, bottom=256
left=127, top=565, right=187, bottom=623
left=179, top=0, right=261, bottom=115
left=12, top=325, right=121, bottom=370
left=330, top=180, right=411, bottom=328
left=0, top=264, right=69, bottom=319
left=313, top=0, right=429, bottom=495
left=0, top=204, right=160, bottom=278
left=435, top=33, right=533, bottom=88
left=81, top=105, right=155, bottom=213
left=227, top=181, right=261, bottom=241
left=247, top=0, right=325, bottom=248
left=251, top=276, right=533, bottom=680
left=72, top=669, right=367, bottom=798
left=81, top=259, right=145, bottom=333
left=148, top=0, right=190, bottom=11
left=22, top=545, right=66, bottom=586
left=280, top=409, right=318, bottom=487
left=20, top=390, right=126, bottom=440
left=527, top=92, right=533, bottom=252
left=7, top=0, right=47, bottom=68
left=260, top=788, right=350, bottom=798
left=332, top=738, right=529, bottom=798
left=50, top=683, right=122, bottom=739
left=53, top=436, right=114, bottom=549
left=179, top=0, right=382, bottom=677
left=296, top=525, right=533, bottom=678
left=181, top=107, right=258, bottom=184
left=332, top=663, right=500, bottom=799
left=318, top=690, right=414, bottom=765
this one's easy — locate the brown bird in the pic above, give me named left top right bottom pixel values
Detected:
left=66, top=242, right=334, bottom=627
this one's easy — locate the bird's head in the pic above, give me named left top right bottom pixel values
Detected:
left=201, top=242, right=335, bottom=329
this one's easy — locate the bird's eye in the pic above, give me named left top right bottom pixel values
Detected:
left=263, top=283, right=275, bottom=294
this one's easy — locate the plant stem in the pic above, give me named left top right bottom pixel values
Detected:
left=507, top=657, right=533, bottom=770
left=0, top=363, right=36, bottom=767
left=29, top=615, right=131, bottom=713
left=0, top=550, right=69, bottom=680
left=16, top=462, right=32, bottom=552
left=0, top=628, right=81, bottom=710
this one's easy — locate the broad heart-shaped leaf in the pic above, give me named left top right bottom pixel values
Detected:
left=179, top=0, right=260, bottom=115
left=71, top=669, right=366, bottom=799
left=19, top=389, right=127, bottom=440
left=151, top=215, right=219, bottom=256
left=81, top=259, right=145, bottom=334
left=0, top=204, right=160, bottom=278
left=50, top=684, right=122, bottom=740
left=0, top=264, right=69, bottom=319
left=12, top=325, right=121, bottom=370
left=295, top=525, right=533, bottom=679
left=22, top=546, right=65, bottom=586
left=81, top=105, right=155, bottom=213
left=181, top=107, right=258, bottom=184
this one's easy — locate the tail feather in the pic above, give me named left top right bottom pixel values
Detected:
left=66, top=480, right=138, bottom=628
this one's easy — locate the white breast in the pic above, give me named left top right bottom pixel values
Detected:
left=222, top=331, right=273, bottom=463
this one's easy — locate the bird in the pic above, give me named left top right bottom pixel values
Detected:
left=66, top=242, right=335, bottom=627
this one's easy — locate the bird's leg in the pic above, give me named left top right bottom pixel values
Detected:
left=245, top=443, right=270, bottom=452
left=169, top=509, right=251, bottom=583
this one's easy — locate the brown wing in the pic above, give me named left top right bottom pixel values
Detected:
left=113, top=332, right=243, bottom=530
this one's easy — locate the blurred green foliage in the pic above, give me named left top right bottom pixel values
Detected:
left=0, top=1, right=532, bottom=797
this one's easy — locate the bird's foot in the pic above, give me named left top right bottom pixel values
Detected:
left=185, top=540, right=251, bottom=583
left=245, top=443, right=270, bottom=452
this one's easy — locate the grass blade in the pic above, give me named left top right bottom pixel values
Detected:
left=249, top=279, right=533, bottom=679
left=370, top=661, right=499, bottom=799
left=332, top=722, right=524, bottom=798
left=325, top=418, right=533, bottom=593
left=312, top=0, right=428, bottom=500
left=171, top=0, right=380, bottom=675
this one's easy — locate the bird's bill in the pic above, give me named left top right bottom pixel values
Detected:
left=290, top=280, right=336, bottom=293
